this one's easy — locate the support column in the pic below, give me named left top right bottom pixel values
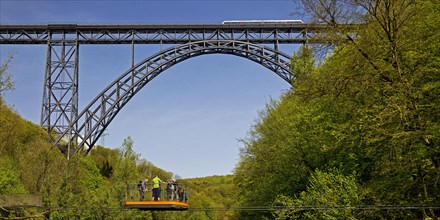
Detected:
left=40, top=31, right=79, bottom=155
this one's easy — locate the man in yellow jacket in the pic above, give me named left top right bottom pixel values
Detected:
left=152, top=175, right=162, bottom=201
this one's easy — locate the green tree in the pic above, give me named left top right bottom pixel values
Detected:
left=234, top=91, right=334, bottom=219
left=273, top=169, right=363, bottom=220
left=291, top=44, right=315, bottom=83
left=111, top=136, right=141, bottom=202
left=0, top=99, right=38, bottom=157
left=0, top=53, right=15, bottom=96
left=89, top=145, right=119, bottom=178
left=233, top=45, right=327, bottom=220
left=0, top=157, right=27, bottom=195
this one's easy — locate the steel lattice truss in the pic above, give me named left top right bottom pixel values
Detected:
left=41, top=40, right=79, bottom=141
left=0, top=23, right=320, bottom=156
left=0, top=24, right=318, bottom=44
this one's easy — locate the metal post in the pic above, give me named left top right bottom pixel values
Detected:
left=274, top=29, right=279, bottom=63
left=70, top=32, right=79, bottom=159
left=41, top=32, right=52, bottom=138
left=132, top=30, right=135, bottom=68
left=131, top=30, right=135, bottom=86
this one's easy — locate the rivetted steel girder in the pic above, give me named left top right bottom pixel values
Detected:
left=57, top=40, right=293, bottom=156
left=0, top=23, right=319, bottom=44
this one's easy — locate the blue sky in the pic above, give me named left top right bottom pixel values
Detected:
left=0, top=0, right=303, bottom=178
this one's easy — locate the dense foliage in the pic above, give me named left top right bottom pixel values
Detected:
left=182, top=175, right=236, bottom=219
left=0, top=95, right=235, bottom=219
left=234, top=0, right=439, bottom=219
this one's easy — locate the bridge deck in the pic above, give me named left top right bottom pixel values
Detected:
left=0, top=23, right=322, bottom=44
left=0, top=23, right=313, bottom=31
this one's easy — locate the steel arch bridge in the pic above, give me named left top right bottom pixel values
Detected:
left=0, top=23, right=321, bottom=157
left=63, top=40, right=293, bottom=155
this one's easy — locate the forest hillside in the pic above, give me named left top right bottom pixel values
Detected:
left=0, top=96, right=236, bottom=219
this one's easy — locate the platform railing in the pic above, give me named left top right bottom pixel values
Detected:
left=127, top=182, right=188, bottom=203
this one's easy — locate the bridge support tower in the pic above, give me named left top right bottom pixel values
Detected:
left=40, top=32, right=79, bottom=156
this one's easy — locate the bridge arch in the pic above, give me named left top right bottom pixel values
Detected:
left=57, top=40, right=294, bottom=155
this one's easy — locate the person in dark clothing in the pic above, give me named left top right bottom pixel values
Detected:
left=172, top=179, right=179, bottom=201
left=138, top=178, right=148, bottom=201
left=166, top=179, right=174, bottom=200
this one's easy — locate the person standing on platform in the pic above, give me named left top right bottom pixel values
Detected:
left=138, top=178, right=148, bottom=201
left=172, top=179, right=179, bottom=201
left=166, top=179, right=174, bottom=200
left=152, top=175, right=163, bottom=201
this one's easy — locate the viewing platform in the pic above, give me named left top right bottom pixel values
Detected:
left=124, top=201, right=188, bottom=210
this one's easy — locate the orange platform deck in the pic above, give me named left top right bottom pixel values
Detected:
left=124, top=201, right=189, bottom=210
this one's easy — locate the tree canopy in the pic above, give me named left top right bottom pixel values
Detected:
left=234, top=0, right=440, bottom=219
